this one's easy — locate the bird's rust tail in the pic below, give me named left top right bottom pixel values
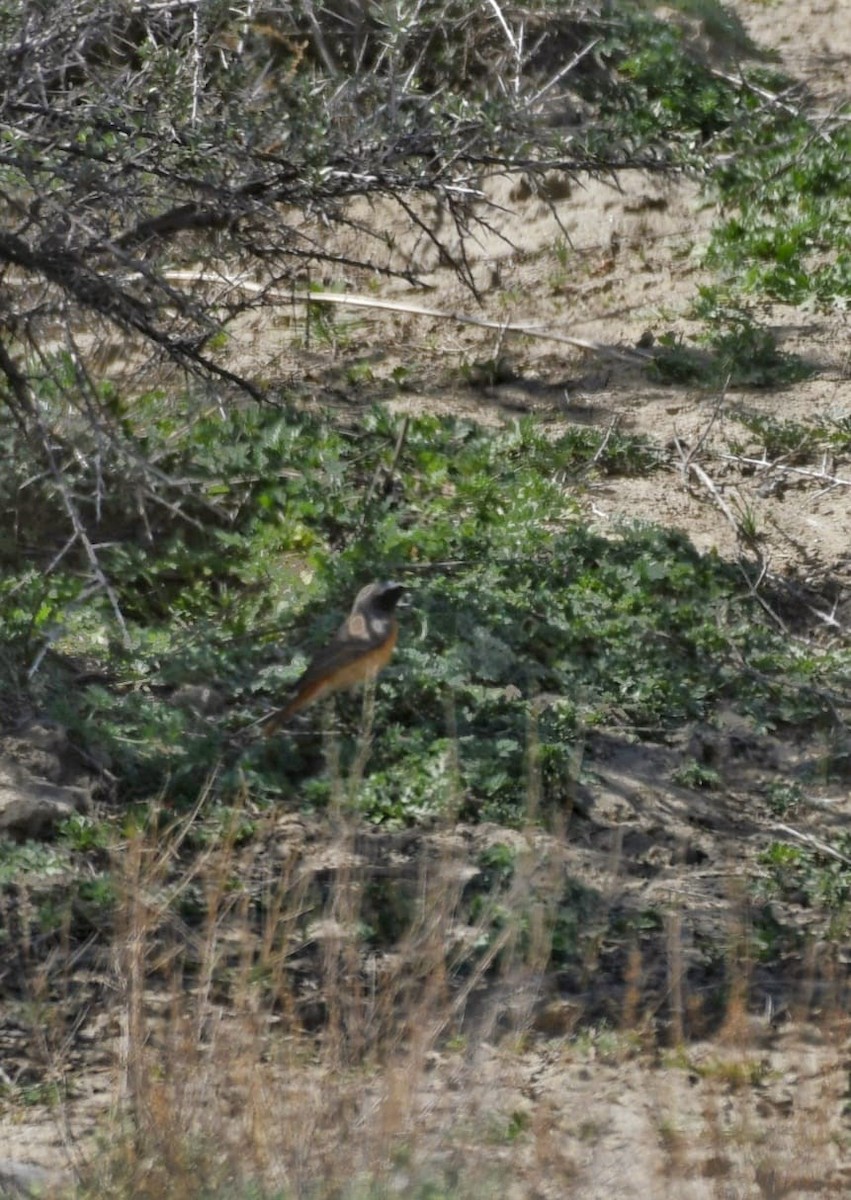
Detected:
left=261, top=708, right=289, bottom=737
left=262, top=680, right=326, bottom=735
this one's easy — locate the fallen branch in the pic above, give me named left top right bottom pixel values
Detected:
left=163, top=270, right=652, bottom=365
left=674, top=435, right=792, bottom=633
left=674, top=436, right=741, bottom=534
left=586, top=414, right=620, bottom=471
left=719, top=452, right=851, bottom=490
left=773, top=822, right=851, bottom=868
left=288, top=290, right=650, bottom=365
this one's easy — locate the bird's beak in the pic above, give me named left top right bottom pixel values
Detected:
left=389, top=582, right=411, bottom=608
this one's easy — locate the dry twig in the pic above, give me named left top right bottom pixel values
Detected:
left=719, top=452, right=851, bottom=491
left=164, top=270, right=651, bottom=365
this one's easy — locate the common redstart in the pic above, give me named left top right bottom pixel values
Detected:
left=263, top=580, right=406, bottom=733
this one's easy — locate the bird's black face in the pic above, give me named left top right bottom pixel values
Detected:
left=373, top=582, right=406, bottom=614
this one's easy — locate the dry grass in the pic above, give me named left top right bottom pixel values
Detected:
left=58, top=739, right=574, bottom=1199
left=8, top=728, right=841, bottom=1200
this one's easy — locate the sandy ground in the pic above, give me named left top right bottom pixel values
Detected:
left=225, top=2, right=850, bottom=580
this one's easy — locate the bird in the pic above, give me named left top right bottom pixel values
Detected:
left=263, top=580, right=406, bottom=733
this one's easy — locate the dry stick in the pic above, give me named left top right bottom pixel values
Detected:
left=234, top=0, right=258, bottom=57
left=674, top=435, right=741, bottom=533
left=674, top=435, right=790, bottom=634
left=711, top=68, right=843, bottom=160
left=63, top=324, right=111, bottom=522
left=586, top=413, right=620, bottom=471
left=2, top=346, right=133, bottom=649
left=485, top=0, right=520, bottom=58
left=302, top=0, right=339, bottom=75
left=324, top=701, right=346, bottom=820
left=684, top=385, right=729, bottom=470
left=729, top=647, right=850, bottom=713
left=189, top=0, right=203, bottom=127
left=773, top=823, right=851, bottom=868
left=513, top=16, right=524, bottom=98
left=679, top=408, right=849, bottom=631
left=27, top=326, right=226, bottom=531
left=666, top=909, right=685, bottom=1046
left=348, top=678, right=378, bottom=804
left=292, top=292, right=649, bottom=364
left=718, top=452, right=851, bottom=490
left=0, top=337, right=36, bottom=425
left=162, top=271, right=651, bottom=365
left=526, top=37, right=600, bottom=109
left=770, top=568, right=846, bottom=633
left=436, top=889, right=530, bottom=1036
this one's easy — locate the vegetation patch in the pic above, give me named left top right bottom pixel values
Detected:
left=2, top=401, right=845, bottom=824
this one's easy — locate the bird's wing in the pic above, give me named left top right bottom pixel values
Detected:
left=290, top=623, right=380, bottom=692
left=263, top=618, right=394, bottom=732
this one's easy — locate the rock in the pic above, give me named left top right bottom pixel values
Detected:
left=0, top=757, right=90, bottom=841
left=0, top=1160, right=66, bottom=1198
left=2, top=720, right=69, bottom=784
left=170, top=684, right=225, bottom=715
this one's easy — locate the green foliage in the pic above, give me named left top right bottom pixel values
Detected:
left=0, top=840, right=71, bottom=886
left=0, top=5, right=847, bottom=831
left=550, top=878, right=602, bottom=966
left=672, top=759, right=722, bottom=790
left=757, top=837, right=851, bottom=914
left=761, top=780, right=804, bottom=817
left=594, top=9, right=849, bottom=311
left=4, top=398, right=845, bottom=827
left=0, top=571, right=83, bottom=679
left=604, top=16, right=744, bottom=150
left=12, top=1081, right=65, bottom=1108
left=730, top=408, right=850, bottom=463
left=651, top=298, right=811, bottom=388
left=58, top=814, right=112, bottom=853
left=2, top=6, right=850, bottom=1185
left=707, top=110, right=850, bottom=308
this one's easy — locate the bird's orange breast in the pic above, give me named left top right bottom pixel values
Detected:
left=318, top=622, right=397, bottom=693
